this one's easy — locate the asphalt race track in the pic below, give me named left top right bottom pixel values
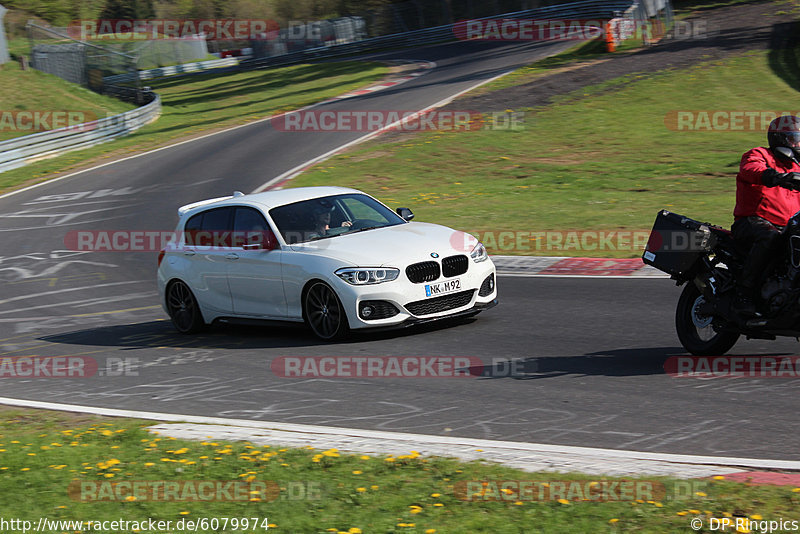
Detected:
left=1, top=39, right=799, bottom=462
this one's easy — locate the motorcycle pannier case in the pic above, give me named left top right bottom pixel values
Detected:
left=642, top=210, right=715, bottom=277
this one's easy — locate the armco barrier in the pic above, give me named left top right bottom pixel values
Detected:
left=0, top=91, right=161, bottom=173
left=103, top=57, right=239, bottom=84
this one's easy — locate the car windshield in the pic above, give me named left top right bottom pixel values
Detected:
left=269, top=193, right=406, bottom=244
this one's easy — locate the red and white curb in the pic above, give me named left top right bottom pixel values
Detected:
left=321, top=59, right=435, bottom=102
left=492, top=256, right=667, bottom=278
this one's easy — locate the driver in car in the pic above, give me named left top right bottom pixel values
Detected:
left=732, top=115, right=800, bottom=316
left=311, top=205, right=351, bottom=238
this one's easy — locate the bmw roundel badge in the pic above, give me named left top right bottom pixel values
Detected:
left=431, top=252, right=439, bottom=258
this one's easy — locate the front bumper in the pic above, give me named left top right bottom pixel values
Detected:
left=353, top=298, right=498, bottom=334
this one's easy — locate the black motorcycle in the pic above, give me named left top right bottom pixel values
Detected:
left=643, top=206, right=800, bottom=356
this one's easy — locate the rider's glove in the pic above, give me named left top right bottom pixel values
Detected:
left=762, top=168, right=800, bottom=190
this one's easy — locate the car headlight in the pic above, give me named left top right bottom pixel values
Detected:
left=470, top=242, right=488, bottom=263
left=335, top=267, right=400, bottom=285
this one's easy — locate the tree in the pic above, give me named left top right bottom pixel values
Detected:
left=100, top=0, right=156, bottom=19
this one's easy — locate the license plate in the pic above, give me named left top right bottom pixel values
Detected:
left=425, top=278, right=461, bottom=297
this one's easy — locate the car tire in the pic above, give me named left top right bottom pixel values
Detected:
left=166, top=280, right=206, bottom=334
left=303, top=281, right=349, bottom=341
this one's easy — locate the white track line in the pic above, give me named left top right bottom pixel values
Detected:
left=0, top=397, right=796, bottom=472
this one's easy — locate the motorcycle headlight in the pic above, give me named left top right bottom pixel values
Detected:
left=470, top=242, right=488, bottom=263
left=335, top=267, right=400, bottom=285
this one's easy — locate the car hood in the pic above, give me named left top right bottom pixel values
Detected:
left=288, top=222, right=478, bottom=266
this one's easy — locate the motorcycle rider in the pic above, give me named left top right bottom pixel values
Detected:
left=732, top=115, right=800, bottom=316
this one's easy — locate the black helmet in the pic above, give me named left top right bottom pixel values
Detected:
left=767, top=115, right=800, bottom=156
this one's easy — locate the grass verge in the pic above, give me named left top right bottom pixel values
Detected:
left=0, top=61, right=388, bottom=194
left=286, top=47, right=799, bottom=258
left=0, top=61, right=134, bottom=142
left=0, top=406, right=798, bottom=533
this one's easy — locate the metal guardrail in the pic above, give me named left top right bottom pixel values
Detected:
left=0, top=91, right=161, bottom=173
left=241, top=0, right=643, bottom=70
left=103, top=57, right=240, bottom=84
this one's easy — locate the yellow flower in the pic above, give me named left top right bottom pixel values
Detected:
left=352, top=470, right=362, bottom=475
left=557, top=499, right=570, bottom=504
left=433, top=503, right=444, bottom=507
left=348, top=529, right=362, bottom=534
left=426, top=530, right=437, bottom=534
left=689, top=509, right=700, bottom=514
left=431, top=493, right=441, bottom=498
left=677, top=511, right=688, bottom=516
left=713, top=475, right=725, bottom=480
left=125, top=496, right=137, bottom=501
left=695, top=492, right=707, bottom=497
left=751, top=515, right=763, bottom=520
left=21, top=468, right=30, bottom=471
left=356, top=488, right=367, bottom=493
left=609, top=518, right=619, bottom=524
left=179, top=511, right=189, bottom=515
left=513, top=501, right=523, bottom=505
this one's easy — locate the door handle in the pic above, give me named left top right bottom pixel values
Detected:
left=225, top=253, right=239, bottom=260
left=183, top=249, right=195, bottom=256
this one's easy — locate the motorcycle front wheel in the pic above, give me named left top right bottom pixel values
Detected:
left=675, top=283, right=740, bottom=356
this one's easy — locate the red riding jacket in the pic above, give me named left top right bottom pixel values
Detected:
left=734, top=146, right=800, bottom=226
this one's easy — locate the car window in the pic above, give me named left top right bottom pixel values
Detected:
left=184, top=207, right=233, bottom=247
left=340, top=197, right=389, bottom=221
left=184, top=212, right=203, bottom=245
left=233, top=207, right=275, bottom=248
left=270, top=193, right=404, bottom=244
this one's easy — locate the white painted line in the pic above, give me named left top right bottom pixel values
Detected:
left=0, top=396, right=796, bottom=472
left=0, top=60, right=433, bottom=202
left=252, top=66, right=515, bottom=192
left=0, top=281, right=146, bottom=307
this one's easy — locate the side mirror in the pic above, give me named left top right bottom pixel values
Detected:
left=396, top=207, right=414, bottom=221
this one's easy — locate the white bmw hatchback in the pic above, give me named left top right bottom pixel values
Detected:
left=157, top=186, right=497, bottom=339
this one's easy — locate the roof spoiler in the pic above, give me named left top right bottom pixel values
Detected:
left=177, top=191, right=244, bottom=217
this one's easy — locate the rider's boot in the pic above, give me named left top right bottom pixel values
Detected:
left=732, top=285, right=759, bottom=318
